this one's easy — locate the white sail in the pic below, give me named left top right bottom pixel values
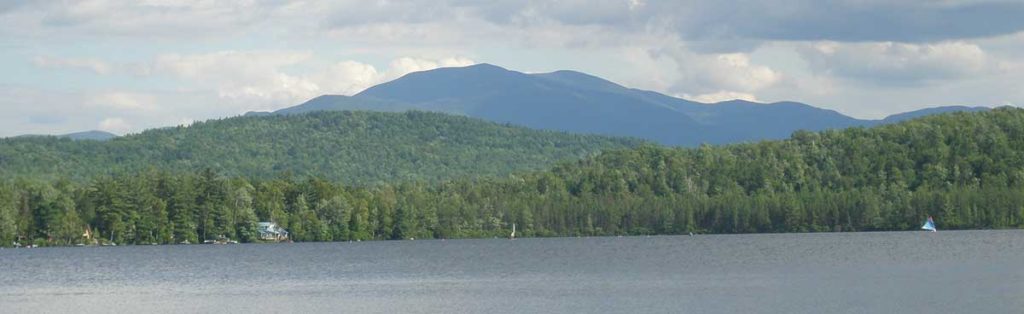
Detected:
left=921, top=216, right=937, bottom=232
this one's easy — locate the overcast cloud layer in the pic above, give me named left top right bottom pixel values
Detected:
left=1, top=0, right=1023, bottom=136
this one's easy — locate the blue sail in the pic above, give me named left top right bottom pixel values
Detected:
left=921, top=216, right=937, bottom=232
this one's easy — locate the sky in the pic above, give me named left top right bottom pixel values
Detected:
left=1, top=0, right=1024, bottom=136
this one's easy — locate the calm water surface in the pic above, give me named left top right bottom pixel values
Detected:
left=1, top=230, right=1022, bottom=313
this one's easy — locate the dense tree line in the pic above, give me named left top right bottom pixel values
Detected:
left=0, top=111, right=640, bottom=184
left=3, top=108, right=1024, bottom=246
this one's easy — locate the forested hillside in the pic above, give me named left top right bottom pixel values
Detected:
left=0, top=111, right=640, bottom=184
left=2, top=108, right=1023, bottom=246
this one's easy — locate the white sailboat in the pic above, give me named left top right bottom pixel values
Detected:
left=921, top=216, right=937, bottom=232
left=510, top=223, right=516, bottom=240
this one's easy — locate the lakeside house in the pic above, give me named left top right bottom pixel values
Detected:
left=258, top=222, right=289, bottom=241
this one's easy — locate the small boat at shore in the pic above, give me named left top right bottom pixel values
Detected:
left=921, top=216, right=937, bottom=232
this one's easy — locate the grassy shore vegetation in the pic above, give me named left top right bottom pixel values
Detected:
left=2, top=108, right=1024, bottom=246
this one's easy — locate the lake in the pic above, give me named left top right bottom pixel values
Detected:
left=1, top=230, right=1022, bottom=313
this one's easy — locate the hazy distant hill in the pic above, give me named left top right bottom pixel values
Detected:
left=12, top=130, right=118, bottom=141
left=878, top=106, right=991, bottom=124
left=61, top=130, right=119, bottom=141
left=0, top=111, right=640, bottom=183
left=274, top=64, right=990, bottom=146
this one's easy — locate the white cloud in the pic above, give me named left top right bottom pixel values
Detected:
left=87, top=92, right=156, bottom=111
left=628, top=0, right=645, bottom=11
left=153, top=51, right=312, bottom=80
left=2, top=0, right=283, bottom=38
left=7, top=1, right=1023, bottom=43
left=19, top=50, right=480, bottom=117
left=176, top=117, right=197, bottom=127
left=0, top=86, right=235, bottom=137
left=622, top=41, right=782, bottom=101
left=144, top=52, right=476, bottom=110
left=699, top=53, right=781, bottom=92
left=641, top=1, right=1024, bottom=43
left=750, top=39, right=1024, bottom=119
left=150, top=51, right=320, bottom=109
left=32, top=56, right=112, bottom=74
left=309, top=61, right=383, bottom=96
left=310, top=57, right=474, bottom=96
left=684, top=91, right=759, bottom=103
left=799, top=41, right=993, bottom=85
left=384, top=57, right=476, bottom=78
left=98, top=117, right=130, bottom=134
left=2, top=0, right=1023, bottom=136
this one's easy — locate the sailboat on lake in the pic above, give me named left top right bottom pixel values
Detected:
left=921, top=216, right=937, bottom=232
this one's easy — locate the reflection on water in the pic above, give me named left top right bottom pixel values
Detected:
left=2, top=230, right=1022, bottom=313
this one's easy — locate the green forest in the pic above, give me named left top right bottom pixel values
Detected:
left=2, top=108, right=1024, bottom=246
left=0, top=110, right=640, bottom=184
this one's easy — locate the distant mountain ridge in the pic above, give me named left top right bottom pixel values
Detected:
left=13, top=130, right=118, bottom=141
left=879, top=106, right=990, bottom=124
left=261, top=63, right=992, bottom=146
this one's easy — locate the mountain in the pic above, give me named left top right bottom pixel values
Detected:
left=879, top=106, right=991, bottom=124
left=60, top=130, right=118, bottom=141
left=11, top=130, right=118, bottom=141
left=359, top=64, right=716, bottom=145
left=274, top=63, right=989, bottom=146
left=0, top=111, right=640, bottom=183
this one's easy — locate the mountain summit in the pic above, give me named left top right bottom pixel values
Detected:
left=274, top=64, right=989, bottom=146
